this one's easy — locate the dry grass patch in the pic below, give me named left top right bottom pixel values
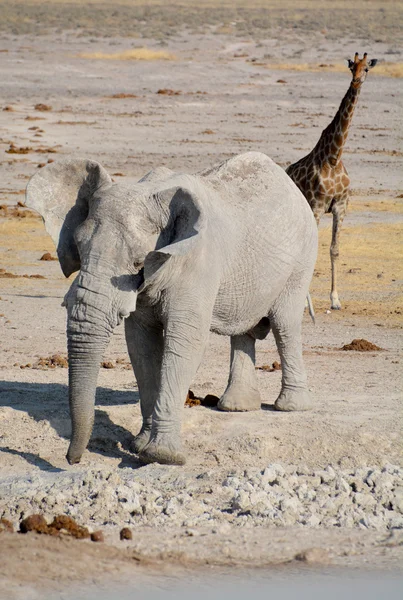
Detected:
left=311, top=221, right=403, bottom=320
left=263, top=62, right=403, bottom=78
left=78, top=48, right=176, bottom=61
left=0, top=217, right=55, bottom=268
left=349, top=199, right=403, bottom=214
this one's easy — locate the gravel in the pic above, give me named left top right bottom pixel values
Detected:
left=1, top=463, right=402, bottom=532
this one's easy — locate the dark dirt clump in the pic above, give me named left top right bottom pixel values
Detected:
left=35, top=146, right=58, bottom=153
left=157, top=88, right=181, bottom=95
left=0, top=269, right=46, bottom=279
left=120, top=527, right=132, bottom=541
left=108, top=93, right=138, bottom=99
left=0, top=204, right=39, bottom=218
left=115, top=357, right=132, bottom=369
left=341, top=339, right=383, bottom=352
left=5, top=144, right=32, bottom=154
left=0, top=269, right=19, bottom=278
left=295, top=547, right=330, bottom=564
left=34, top=103, right=52, bottom=111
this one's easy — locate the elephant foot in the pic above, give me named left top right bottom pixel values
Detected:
left=139, top=433, right=186, bottom=466
left=217, top=386, right=261, bottom=412
left=130, top=427, right=152, bottom=455
left=274, top=388, right=313, bottom=412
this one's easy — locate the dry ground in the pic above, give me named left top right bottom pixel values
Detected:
left=0, top=1, right=402, bottom=598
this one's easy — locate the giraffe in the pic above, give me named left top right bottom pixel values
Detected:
left=286, top=52, right=377, bottom=309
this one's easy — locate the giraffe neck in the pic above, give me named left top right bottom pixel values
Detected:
left=313, top=83, right=361, bottom=166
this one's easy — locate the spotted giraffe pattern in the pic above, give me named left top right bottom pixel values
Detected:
left=286, top=53, right=377, bottom=309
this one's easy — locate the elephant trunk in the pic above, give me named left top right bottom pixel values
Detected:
left=66, top=283, right=113, bottom=465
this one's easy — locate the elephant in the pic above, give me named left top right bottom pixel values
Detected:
left=25, top=151, right=318, bottom=466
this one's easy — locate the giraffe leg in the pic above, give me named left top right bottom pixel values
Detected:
left=330, top=194, right=348, bottom=310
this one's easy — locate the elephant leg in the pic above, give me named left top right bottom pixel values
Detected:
left=139, top=297, right=212, bottom=466
left=218, top=334, right=261, bottom=412
left=124, top=308, right=163, bottom=454
left=270, top=278, right=312, bottom=412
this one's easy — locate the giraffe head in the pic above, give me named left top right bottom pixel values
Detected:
left=347, top=52, right=377, bottom=88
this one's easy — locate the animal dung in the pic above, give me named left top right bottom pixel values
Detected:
left=201, top=394, right=220, bottom=407
left=108, top=93, right=138, bottom=99
left=90, top=530, right=104, bottom=542
left=120, top=527, right=132, bottom=541
left=6, top=144, right=32, bottom=154
left=40, top=252, right=57, bottom=261
left=185, top=390, right=201, bottom=407
left=256, top=361, right=282, bottom=372
left=340, top=339, right=383, bottom=351
left=0, top=269, right=45, bottom=279
left=0, top=518, right=14, bottom=533
left=101, top=360, right=115, bottom=369
left=157, top=88, right=181, bottom=95
left=19, top=514, right=91, bottom=539
left=20, top=514, right=49, bottom=534
left=0, top=204, right=38, bottom=219
left=185, top=390, right=220, bottom=407
left=36, top=354, right=68, bottom=368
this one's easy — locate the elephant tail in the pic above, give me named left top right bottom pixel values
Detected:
left=306, top=292, right=315, bottom=325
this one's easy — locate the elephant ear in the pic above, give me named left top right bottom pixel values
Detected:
left=142, top=186, right=207, bottom=295
left=25, top=158, right=112, bottom=277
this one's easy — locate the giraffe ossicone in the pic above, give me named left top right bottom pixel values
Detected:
left=286, top=53, right=377, bottom=310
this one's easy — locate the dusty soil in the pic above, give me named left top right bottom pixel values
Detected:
left=0, top=1, right=402, bottom=598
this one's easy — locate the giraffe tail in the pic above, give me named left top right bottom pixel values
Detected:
left=306, top=292, right=316, bottom=324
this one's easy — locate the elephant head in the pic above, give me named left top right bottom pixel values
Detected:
left=26, top=158, right=206, bottom=464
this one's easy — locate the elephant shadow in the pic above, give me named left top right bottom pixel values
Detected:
left=0, top=380, right=142, bottom=471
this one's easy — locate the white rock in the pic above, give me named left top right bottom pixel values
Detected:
left=353, top=492, right=376, bottom=509
left=223, top=476, right=241, bottom=489
left=261, top=467, right=278, bottom=484
left=280, top=497, right=302, bottom=515
left=335, top=477, right=351, bottom=494
left=392, top=489, right=403, bottom=514
left=231, top=491, right=251, bottom=511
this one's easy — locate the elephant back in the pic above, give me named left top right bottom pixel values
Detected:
left=199, top=151, right=312, bottom=219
